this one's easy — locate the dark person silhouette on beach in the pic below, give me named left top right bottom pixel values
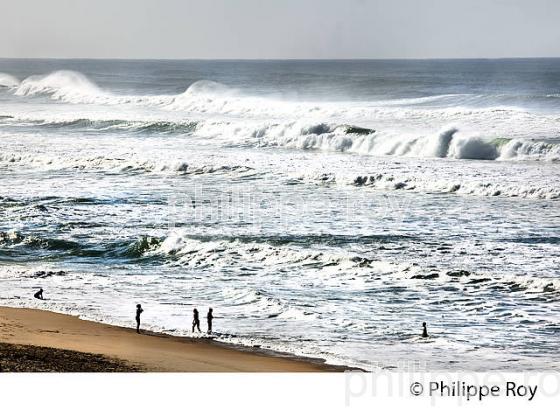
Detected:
left=207, top=308, right=214, bottom=334
left=34, top=288, right=44, bottom=300
left=192, top=308, right=201, bottom=332
left=422, top=322, right=428, bottom=338
left=136, top=304, right=144, bottom=334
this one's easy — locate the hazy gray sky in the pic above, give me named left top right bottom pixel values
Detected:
left=2, top=0, right=559, bottom=59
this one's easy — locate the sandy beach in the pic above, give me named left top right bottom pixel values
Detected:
left=0, top=307, right=348, bottom=372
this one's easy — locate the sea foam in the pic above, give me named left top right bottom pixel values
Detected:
left=0, top=72, right=20, bottom=88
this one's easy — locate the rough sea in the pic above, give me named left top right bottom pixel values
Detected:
left=1, top=59, right=559, bottom=370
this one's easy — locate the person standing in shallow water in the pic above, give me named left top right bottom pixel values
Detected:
left=192, top=308, right=201, bottom=332
left=422, top=322, right=428, bottom=338
left=136, top=304, right=144, bottom=334
left=207, top=308, right=214, bottom=334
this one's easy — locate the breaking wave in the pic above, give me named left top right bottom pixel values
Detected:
left=0, top=70, right=508, bottom=107
left=15, top=71, right=104, bottom=102
left=11, top=70, right=223, bottom=106
left=5, top=70, right=560, bottom=162
left=0, top=72, right=19, bottom=88
left=0, top=150, right=254, bottom=175
left=196, top=121, right=560, bottom=161
left=7, top=70, right=559, bottom=120
left=154, top=231, right=560, bottom=296
left=3, top=117, right=198, bottom=134
left=3, top=111, right=559, bottom=162
left=0, top=231, right=163, bottom=260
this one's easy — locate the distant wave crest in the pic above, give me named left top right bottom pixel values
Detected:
left=11, top=71, right=232, bottom=106
left=15, top=70, right=103, bottom=102
left=0, top=72, right=20, bottom=88
left=5, top=70, right=560, bottom=163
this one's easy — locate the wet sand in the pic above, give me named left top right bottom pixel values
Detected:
left=0, top=342, right=141, bottom=372
left=0, top=307, right=349, bottom=372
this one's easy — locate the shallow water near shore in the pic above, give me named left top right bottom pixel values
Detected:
left=1, top=59, right=559, bottom=370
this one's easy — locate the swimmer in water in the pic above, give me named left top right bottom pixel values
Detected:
left=34, top=288, right=44, bottom=300
left=422, top=322, right=428, bottom=338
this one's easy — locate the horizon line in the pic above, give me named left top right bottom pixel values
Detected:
left=1, top=56, right=560, bottom=62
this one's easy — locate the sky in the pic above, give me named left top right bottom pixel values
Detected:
left=1, top=0, right=559, bottom=59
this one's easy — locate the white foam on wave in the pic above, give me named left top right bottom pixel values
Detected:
left=181, top=79, right=236, bottom=98
left=1, top=119, right=559, bottom=200
left=1, top=115, right=198, bottom=134
left=344, top=171, right=560, bottom=199
left=156, top=231, right=356, bottom=270
left=0, top=72, right=20, bottom=88
left=6, top=70, right=560, bottom=163
left=499, top=139, right=560, bottom=160
left=195, top=120, right=560, bottom=161
left=9, top=70, right=557, bottom=123
left=0, top=150, right=253, bottom=176
left=15, top=71, right=105, bottom=103
left=4, top=105, right=559, bottom=162
left=153, top=231, right=560, bottom=296
left=12, top=71, right=225, bottom=107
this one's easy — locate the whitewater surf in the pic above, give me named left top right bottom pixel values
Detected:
left=1, top=59, right=559, bottom=370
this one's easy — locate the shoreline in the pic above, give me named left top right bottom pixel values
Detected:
left=0, top=306, right=357, bottom=372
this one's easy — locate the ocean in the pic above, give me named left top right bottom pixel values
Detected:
left=0, top=58, right=559, bottom=370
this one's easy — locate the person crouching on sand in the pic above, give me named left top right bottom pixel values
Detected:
left=207, top=308, right=214, bottom=334
left=136, top=304, right=144, bottom=334
left=192, top=308, right=201, bottom=332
